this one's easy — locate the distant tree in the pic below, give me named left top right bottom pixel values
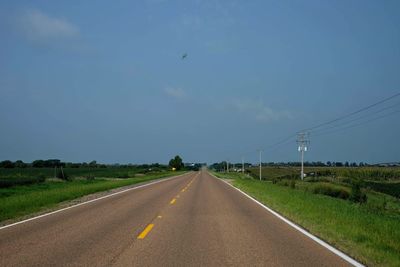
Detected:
left=43, top=159, right=62, bottom=167
left=335, top=162, right=343, bottom=167
left=345, top=161, right=349, bottom=167
left=0, top=160, right=15, bottom=168
left=351, top=162, right=358, bottom=167
left=89, top=160, right=97, bottom=167
left=326, top=161, right=332, bottom=167
left=210, top=162, right=227, bottom=172
left=140, top=164, right=149, bottom=170
left=169, top=155, right=184, bottom=170
left=14, top=160, right=27, bottom=168
left=32, top=160, right=45, bottom=168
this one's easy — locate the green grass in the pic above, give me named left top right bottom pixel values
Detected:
left=213, top=172, right=400, bottom=267
left=247, top=166, right=400, bottom=198
left=0, top=167, right=159, bottom=180
left=0, top=171, right=185, bottom=223
left=248, top=166, right=400, bottom=181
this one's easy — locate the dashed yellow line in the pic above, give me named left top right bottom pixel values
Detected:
left=137, top=174, right=200, bottom=240
left=182, top=177, right=196, bottom=192
left=137, top=224, right=154, bottom=239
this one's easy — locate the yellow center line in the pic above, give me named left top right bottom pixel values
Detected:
left=181, top=177, right=196, bottom=193
left=170, top=198, right=176, bottom=204
left=137, top=224, right=154, bottom=239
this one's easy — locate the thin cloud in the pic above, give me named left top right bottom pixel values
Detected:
left=232, top=98, right=293, bottom=123
left=164, top=87, right=186, bottom=99
left=18, top=8, right=79, bottom=42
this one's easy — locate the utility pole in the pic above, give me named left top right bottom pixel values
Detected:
left=257, top=150, right=262, bottom=181
left=242, top=156, right=244, bottom=174
left=297, top=132, right=310, bottom=180
left=60, top=166, right=65, bottom=180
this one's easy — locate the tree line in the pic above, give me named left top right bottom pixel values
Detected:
left=0, top=159, right=167, bottom=169
left=210, top=161, right=371, bottom=171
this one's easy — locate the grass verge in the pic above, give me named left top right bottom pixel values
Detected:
left=0, top=171, right=185, bottom=223
left=213, top=172, right=400, bottom=267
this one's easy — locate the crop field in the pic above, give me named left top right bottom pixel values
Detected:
left=248, top=166, right=400, bottom=181
left=248, top=166, right=400, bottom=198
left=0, top=166, right=165, bottom=188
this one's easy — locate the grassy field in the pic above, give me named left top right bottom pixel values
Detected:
left=248, top=166, right=400, bottom=181
left=0, top=171, right=185, bottom=223
left=248, top=166, right=400, bottom=198
left=213, top=171, right=400, bottom=267
left=0, top=166, right=163, bottom=186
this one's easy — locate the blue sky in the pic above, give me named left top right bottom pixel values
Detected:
left=0, top=0, right=399, bottom=164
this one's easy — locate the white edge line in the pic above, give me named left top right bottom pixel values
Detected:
left=0, top=172, right=192, bottom=231
left=209, top=172, right=364, bottom=267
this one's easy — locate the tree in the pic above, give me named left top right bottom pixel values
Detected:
left=169, top=155, right=184, bottom=170
left=335, top=162, right=343, bottom=167
left=32, top=160, right=44, bottom=167
left=14, top=160, right=27, bottom=168
left=326, top=161, right=332, bottom=167
left=89, top=160, right=97, bottom=167
left=0, top=160, right=15, bottom=168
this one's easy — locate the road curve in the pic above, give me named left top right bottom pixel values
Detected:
left=0, top=171, right=352, bottom=266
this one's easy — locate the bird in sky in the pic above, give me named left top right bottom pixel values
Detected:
left=182, top=53, right=187, bottom=60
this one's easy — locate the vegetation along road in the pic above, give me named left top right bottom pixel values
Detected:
left=0, top=170, right=359, bottom=266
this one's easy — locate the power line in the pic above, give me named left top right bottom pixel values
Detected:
left=263, top=134, right=297, bottom=150
left=219, top=92, right=400, bottom=165
left=258, top=93, right=400, bottom=157
left=301, top=92, right=400, bottom=132
left=313, top=109, right=400, bottom=138
left=312, top=102, right=400, bottom=135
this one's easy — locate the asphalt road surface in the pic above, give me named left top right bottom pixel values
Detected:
left=0, top=171, right=353, bottom=266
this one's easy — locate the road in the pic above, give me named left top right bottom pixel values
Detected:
left=0, top=171, right=353, bottom=266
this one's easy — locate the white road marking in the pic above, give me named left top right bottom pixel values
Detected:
left=0, top=172, right=192, bottom=230
left=210, top=172, right=364, bottom=267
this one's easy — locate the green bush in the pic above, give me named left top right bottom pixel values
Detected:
left=311, top=184, right=350, bottom=200
left=290, top=179, right=296, bottom=189
left=349, top=180, right=367, bottom=203
left=278, top=180, right=290, bottom=187
left=0, top=176, right=46, bottom=188
left=365, top=181, right=400, bottom=198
